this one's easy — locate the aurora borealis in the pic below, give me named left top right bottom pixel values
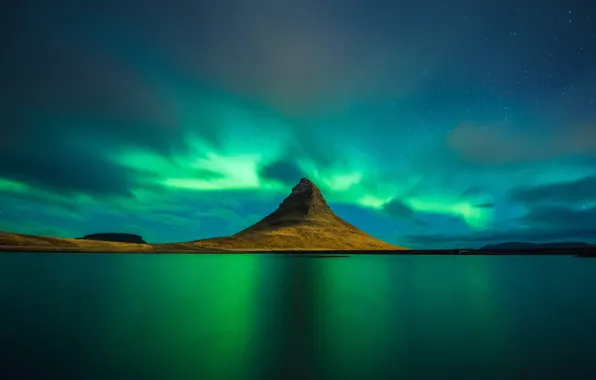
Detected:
left=1, top=0, right=596, bottom=248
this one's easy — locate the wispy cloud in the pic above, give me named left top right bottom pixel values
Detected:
left=447, top=123, right=596, bottom=165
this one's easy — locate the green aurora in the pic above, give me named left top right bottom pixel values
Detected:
left=2, top=0, right=596, bottom=248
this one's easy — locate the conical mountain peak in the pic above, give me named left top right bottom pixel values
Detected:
left=284, top=178, right=324, bottom=201
left=193, top=177, right=405, bottom=250
left=289, top=178, right=317, bottom=197
left=230, top=178, right=339, bottom=234
left=277, top=178, right=330, bottom=216
left=234, top=178, right=332, bottom=235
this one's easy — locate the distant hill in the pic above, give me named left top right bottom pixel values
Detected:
left=481, top=242, right=591, bottom=250
left=0, top=231, right=155, bottom=252
left=80, top=233, right=147, bottom=244
left=192, top=178, right=405, bottom=251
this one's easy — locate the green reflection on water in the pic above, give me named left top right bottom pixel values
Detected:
left=318, top=255, right=400, bottom=379
left=96, top=254, right=260, bottom=379
left=317, top=255, right=509, bottom=378
left=3, top=253, right=596, bottom=380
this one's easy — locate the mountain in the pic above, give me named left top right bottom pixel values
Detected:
left=0, top=178, right=405, bottom=253
left=193, top=178, right=405, bottom=250
left=79, top=233, right=147, bottom=244
left=481, top=242, right=591, bottom=250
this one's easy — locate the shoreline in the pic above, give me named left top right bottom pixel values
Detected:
left=1, top=246, right=595, bottom=256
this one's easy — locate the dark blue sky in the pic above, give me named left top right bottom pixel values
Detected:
left=1, top=0, right=596, bottom=248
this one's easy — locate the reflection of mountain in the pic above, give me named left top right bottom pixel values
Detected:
left=481, top=242, right=590, bottom=250
left=0, top=178, right=404, bottom=252
left=194, top=178, right=405, bottom=250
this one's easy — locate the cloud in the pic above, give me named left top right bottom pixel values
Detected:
left=460, top=186, right=487, bottom=197
left=446, top=123, right=596, bottom=165
left=259, top=160, right=306, bottom=186
left=509, top=175, right=596, bottom=205
left=0, top=145, right=140, bottom=197
left=382, top=198, right=437, bottom=228
left=1, top=13, right=247, bottom=199
left=383, top=199, right=415, bottom=219
left=406, top=204, right=596, bottom=247
left=0, top=184, right=82, bottom=216
left=2, top=30, right=184, bottom=151
left=517, top=205, right=596, bottom=229
left=0, top=27, right=194, bottom=198
left=475, top=202, right=494, bottom=208
left=64, top=0, right=494, bottom=115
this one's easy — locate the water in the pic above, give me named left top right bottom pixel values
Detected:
left=1, top=253, right=595, bottom=380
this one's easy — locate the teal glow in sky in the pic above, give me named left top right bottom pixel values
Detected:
left=2, top=0, right=596, bottom=248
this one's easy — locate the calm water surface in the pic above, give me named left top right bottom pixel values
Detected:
left=1, top=253, right=595, bottom=380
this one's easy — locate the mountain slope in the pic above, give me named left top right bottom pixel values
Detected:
left=194, top=178, right=405, bottom=250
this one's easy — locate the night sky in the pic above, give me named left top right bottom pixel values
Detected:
left=1, top=0, right=596, bottom=249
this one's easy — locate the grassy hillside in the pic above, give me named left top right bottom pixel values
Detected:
left=195, top=223, right=404, bottom=250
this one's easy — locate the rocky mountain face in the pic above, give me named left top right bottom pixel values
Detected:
left=237, top=178, right=336, bottom=232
